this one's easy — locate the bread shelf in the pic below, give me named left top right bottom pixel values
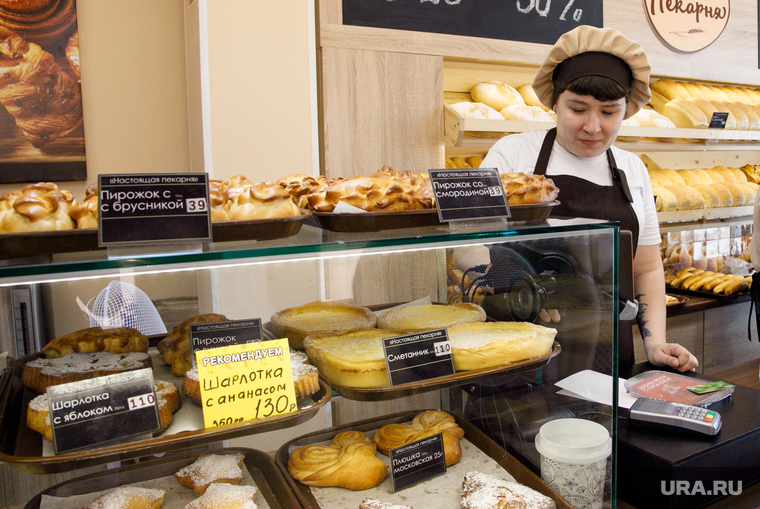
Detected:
left=444, top=104, right=760, bottom=150
left=657, top=205, right=753, bottom=225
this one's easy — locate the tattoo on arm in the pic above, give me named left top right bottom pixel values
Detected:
left=635, top=293, right=652, bottom=339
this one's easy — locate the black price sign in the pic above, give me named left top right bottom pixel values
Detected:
left=190, top=319, right=263, bottom=368
left=429, top=168, right=510, bottom=222
left=47, top=368, right=160, bottom=454
left=383, top=328, right=455, bottom=386
left=709, top=112, right=729, bottom=129
left=342, top=0, right=602, bottom=46
left=98, top=173, right=212, bottom=246
left=389, top=433, right=447, bottom=492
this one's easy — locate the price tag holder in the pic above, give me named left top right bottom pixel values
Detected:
left=48, top=368, right=160, bottom=454
left=428, top=168, right=510, bottom=222
left=98, top=173, right=211, bottom=246
left=382, top=328, right=455, bottom=386
left=195, top=339, right=297, bottom=429
left=389, top=432, right=447, bottom=492
left=189, top=319, right=263, bottom=369
left=709, top=112, right=729, bottom=129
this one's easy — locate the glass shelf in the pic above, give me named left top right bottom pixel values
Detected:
left=0, top=217, right=616, bottom=286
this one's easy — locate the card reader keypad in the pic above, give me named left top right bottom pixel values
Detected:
left=675, top=406, right=716, bottom=423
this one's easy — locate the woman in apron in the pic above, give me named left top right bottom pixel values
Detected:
left=479, top=26, right=697, bottom=372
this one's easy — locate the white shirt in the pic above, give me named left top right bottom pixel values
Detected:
left=481, top=130, right=661, bottom=247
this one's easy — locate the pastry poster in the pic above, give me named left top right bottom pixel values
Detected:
left=0, top=0, right=85, bottom=184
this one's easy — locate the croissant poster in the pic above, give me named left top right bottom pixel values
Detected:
left=0, top=0, right=85, bottom=184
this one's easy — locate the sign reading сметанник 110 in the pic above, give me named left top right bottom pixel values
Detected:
left=342, top=0, right=602, bottom=46
left=644, top=0, right=729, bottom=53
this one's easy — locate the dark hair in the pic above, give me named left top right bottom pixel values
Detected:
left=552, top=75, right=631, bottom=106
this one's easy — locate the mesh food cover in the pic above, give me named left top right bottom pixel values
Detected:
left=88, top=280, right=167, bottom=335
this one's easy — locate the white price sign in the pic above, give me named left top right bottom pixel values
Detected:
left=128, top=392, right=155, bottom=411
left=433, top=341, right=451, bottom=357
left=186, top=197, right=208, bottom=213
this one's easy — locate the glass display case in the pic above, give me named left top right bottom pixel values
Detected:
left=0, top=216, right=620, bottom=508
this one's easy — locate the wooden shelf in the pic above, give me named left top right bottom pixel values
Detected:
left=444, top=104, right=760, bottom=149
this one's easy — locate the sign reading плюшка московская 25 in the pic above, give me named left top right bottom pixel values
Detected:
left=644, top=0, right=729, bottom=53
left=98, top=173, right=212, bottom=246
left=341, top=0, right=602, bottom=46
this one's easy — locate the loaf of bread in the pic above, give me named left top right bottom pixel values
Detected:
left=499, top=104, right=554, bottom=123
left=21, top=352, right=152, bottom=394
left=288, top=430, right=387, bottom=490
left=631, top=109, right=676, bottom=128
left=450, top=101, right=504, bottom=120
left=516, top=83, right=552, bottom=112
left=377, top=303, right=486, bottom=333
left=661, top=98, right=709, bottom=129
left=663, top=185, right=692, bottom=210
left=41, top=326, right=148, bottom=359
left=499, top=173, right=560, bottom=205
left=303, top=329, right=405, bottom=388
left=373, top=410, right=464, bottom=466
left=709, top=183, right=734, bottom=207
left=272, top=300, right=377, bottom=350
left=466, top=156, right=483, bottom=168
left=692, top=184, right=721, bottom=208
left=652, top=186, right=678, bottom=212
left=676, top=169, right=701, bottom=186
left=680, top=185, right=706, bottom=209
left=184, top=483, right=259, bottom=509
left=651, top=79, right=691, bottom=101
left=470, top=82, right=525, bottom=111
left=82, top=486, right=165, bottom=509
left=446, top=321, right=557, bottom=370
left=461, top=471, right=556, bottom=509
left=175, top=453, right=246, bottom=495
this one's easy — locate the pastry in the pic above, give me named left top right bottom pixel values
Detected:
left=65, top=29, right=79, bottom=80
left=175, top=452, right=246, bottom=495
left=182, top=350, right=320, bottom=403
left=288, top=430, right=387, bottom=490
left=303, top=329, right=406, bottom=388
left=307, top=177, right=434, bottom=212
left=449, top=101, right=503, bottom=120
left=208, top=180, right=231, bottom=222
left=370, top=166, right=434, bottom=199
left=373, top=410, right=465, bottom=466
left=0, top=0, right=77, bottom=47
left=499, top=173, right=560, bottom=205
left=70, top=183, right=99, bottom=229
left=40, top=326, right=148, bottom=359
left=461, top=471, right=556, bottom=509
left=159, top=313, right=229, bottom=377
left=277, top=174, right=334, bottom=209
left=83, top=486, right=165, bottom=509
left=360, top=499, right=413, bottom=509
left=27, top=380, right=181, bottom=441
left=271, top=300, right=377, bottom=350
left=0, top=182, right=77, bottom=232
left=376, top=303, right=486, bottom=333
left=21, top=351, right=152, bottom=394
left=0, top=35, right=83, bottom=147
left=470, top=82, right=525, bottom=111
left=446, top=321, right=557, bottom=371
left=226, top=181, right=302, bottom=220
left=183, top=483, right=258, bottom=509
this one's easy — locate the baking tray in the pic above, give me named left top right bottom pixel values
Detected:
left=666, top=284, right=749, bottom=301
left=0, top=351, right=331, bottom=474
left=0, top=210, right=311, bottom=258
left=24, top=447, right=300, bottom=509
left=306, top=202, right=560, bottom=232
left=319, top=341, right=560, bottom=401
left=666, top=294, right=689, bottom=309
left=274, top=410, right=573, bottom=509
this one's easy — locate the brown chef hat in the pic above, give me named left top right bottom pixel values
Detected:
left=532, top=26, right=651, bottom=119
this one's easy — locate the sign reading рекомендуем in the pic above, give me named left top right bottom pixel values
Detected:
left=428, top=168, right=510, bottom=222
left=98, top=173, right=211, bottom=246
left=189, top=319, right=263, bottom=369
left=195, top=339, right=297, bottom=429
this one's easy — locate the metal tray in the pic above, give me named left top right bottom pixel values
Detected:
left=665, top=294, right=689, bottom=309
left=319, top=342, right=560, bottom=401
left=0, top=210, right=311, bottom=258
left=0, top=352, right=330, bottom=474
left=274, top=410, right=573, bottom=509
left=666, top=284, right=749, bottom=301
left=24, top=447, right=300, bottom=509
left=306, top=202, right=559, bottom=232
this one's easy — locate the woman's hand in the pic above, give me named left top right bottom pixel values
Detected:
left=646, top=342, right=698, bottom=372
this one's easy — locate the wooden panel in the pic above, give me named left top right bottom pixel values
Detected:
left=320, top=47, right=444, bottom=177
left=331, top=391, right=443, bottom=426
left=704, top=301, right=760, bottom=372
left=632, top=313, right=704, bottom=373
left=318, top=0, right=760, bottom=86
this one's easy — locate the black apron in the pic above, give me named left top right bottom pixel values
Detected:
left=534, top=127, right=639, bottom=368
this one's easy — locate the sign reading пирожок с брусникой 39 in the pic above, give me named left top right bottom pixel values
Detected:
left=48, top=368, right=160, bottom=454
left=98, top=173, right=211, bottom=246
left=428, top=168, right=510, bottom=222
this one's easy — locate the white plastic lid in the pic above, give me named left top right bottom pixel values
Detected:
left=535, top=418, right=612, bottom=464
